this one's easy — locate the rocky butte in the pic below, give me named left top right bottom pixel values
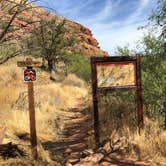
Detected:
left=0, top=1, right=108, bottom=57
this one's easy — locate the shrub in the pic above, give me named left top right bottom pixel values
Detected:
left=68, top=54, right=91, bottom=82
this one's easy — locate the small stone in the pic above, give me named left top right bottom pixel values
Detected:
left=75, top=161, right=94, bottom=166
left=65, top=148, right=72, bottom=154
left=103, top=142, right=112, bottom=153
left=67, top=158, right=79, bottom=164
left=50, top=70, right=57, bottom=81
left=99, top=161, right=117, bottom=166
left=81, top=149, right=94, bottom=158
left=81, top=153, right=104, bottom=163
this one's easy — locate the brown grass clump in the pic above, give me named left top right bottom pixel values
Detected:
left=130, top=118, right=166, bottom=165
left=0, top=56, right=88, bottom=143
left=107, top=118, right=166, bottom=165
left=62, top=74, right=86, bottom=88
left=0, top=57, right=88, bottom=165
left=97, top=93, right=166, bottom=165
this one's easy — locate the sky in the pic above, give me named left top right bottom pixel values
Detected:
left=36, top=0, right=157, bottom=55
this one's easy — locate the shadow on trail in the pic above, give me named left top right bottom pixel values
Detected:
left=42, top=107, right=93, bottom=163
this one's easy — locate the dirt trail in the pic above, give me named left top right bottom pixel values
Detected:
left=42, top=98, right=93, bottom=164
left=42, top=98, right=151, bottom=166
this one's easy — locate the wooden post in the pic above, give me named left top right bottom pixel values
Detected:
left=91, top=56, right=144, bottom=145
left=17, top=58, right=41, bottom=160
left=136, top=54, right=144, bottom=134
left=91, top=57, right=100, bottom=148
left=28, top=80, right=37, bottom=159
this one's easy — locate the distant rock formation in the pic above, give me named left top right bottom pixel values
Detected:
left=0, top=2, right=108, bottom=57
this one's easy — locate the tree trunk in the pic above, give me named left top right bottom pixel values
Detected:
left=48, top=59, right=54, bottom=72
left=47, top=59, right=56, bottom=80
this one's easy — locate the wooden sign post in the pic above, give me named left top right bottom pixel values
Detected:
left=91, top=55, right=144, bottom=148
left=17, top=58, right=41, bottom=159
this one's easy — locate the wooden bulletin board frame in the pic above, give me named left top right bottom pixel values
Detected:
left=91, top=55, right=143, bottom=147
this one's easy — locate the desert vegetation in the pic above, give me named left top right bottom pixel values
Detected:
left=0, top=0, right=165, bottom=166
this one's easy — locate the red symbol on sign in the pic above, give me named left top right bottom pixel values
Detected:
left=24, top=69, right=36, bottom=82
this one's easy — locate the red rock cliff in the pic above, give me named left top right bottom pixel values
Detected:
left=0, top=2, right=108, bottom=57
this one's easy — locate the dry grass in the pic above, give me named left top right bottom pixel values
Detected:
left=130, top=118, right=166, bottom=165
left=97, top=93, right=166, bottom=166
left=0, top=64, right=88, bottom=140
left=0, top=56, right=88, bottom=164
left=0, top=56, right=165, bottom=165
left=106, top=118, right=166, bottom=166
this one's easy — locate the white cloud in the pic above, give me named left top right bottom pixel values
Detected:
left=125, top=0, right=150, bottom=24
left=92, top=0, right=112, bottom=21
left=38, top=0, right=156, bottom=55
left=76, top=0, right=152, bottom=55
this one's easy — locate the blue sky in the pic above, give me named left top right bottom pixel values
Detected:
left=36, top=0, right=157, bottom=55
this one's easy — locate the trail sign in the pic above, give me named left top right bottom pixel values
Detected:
left=17, top=58, right=41, bottom=67
left=24, top=68, right=36, bottom=82
left=97, top=62, right=135, bottom=88
left=17, top=58, right=41, bottom=159
left=91, top=55, right=143, bottom=147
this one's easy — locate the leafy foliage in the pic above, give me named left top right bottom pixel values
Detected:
left=27, top=17, right=77, bottom=73
left=140, top=0, right=166, bottom=122
left=115, top=0, right=166, bottom=125
left=68, top=54, right=91, bottom=82
left=150, top=0, right=166, bottom=39
left=115, top=46, right=133, bottom=56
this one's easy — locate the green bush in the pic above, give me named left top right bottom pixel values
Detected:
left=68, top=54, right=91, bottom=82
left=0, top=43, right=18, bottom=59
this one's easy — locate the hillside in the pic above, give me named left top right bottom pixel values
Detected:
left=0, top=1, right=108, bottom=57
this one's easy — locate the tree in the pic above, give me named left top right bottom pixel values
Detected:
left=150, top=0, right=166, bottom=40
left=138, top=0, right=166, bottom=128
left=28, top=16, right=76, bottom=79
left=0, top=0, right=40, bottom=43
left=0, top=0, right=41, bottom=64
left=114, top=0, right=166, bottom=127
left=115, top=46, right=134, bottom=56
left=68, top=53, right=91, bottom=82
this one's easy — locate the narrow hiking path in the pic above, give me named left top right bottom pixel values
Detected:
left=42, top=97, right=93, bottom=164
left=42, top=98, right=151, bottom=166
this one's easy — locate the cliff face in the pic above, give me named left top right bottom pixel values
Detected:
left=66, top=20, right=108, bottom=56
left=0, top=2, right=108, bottom=57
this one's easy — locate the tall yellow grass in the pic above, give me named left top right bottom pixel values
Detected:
left=0, top=58, right=88, bottom=143
left=131, top=118, right=166, bottom=165
left=108, top=118, right=166, bottom=165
